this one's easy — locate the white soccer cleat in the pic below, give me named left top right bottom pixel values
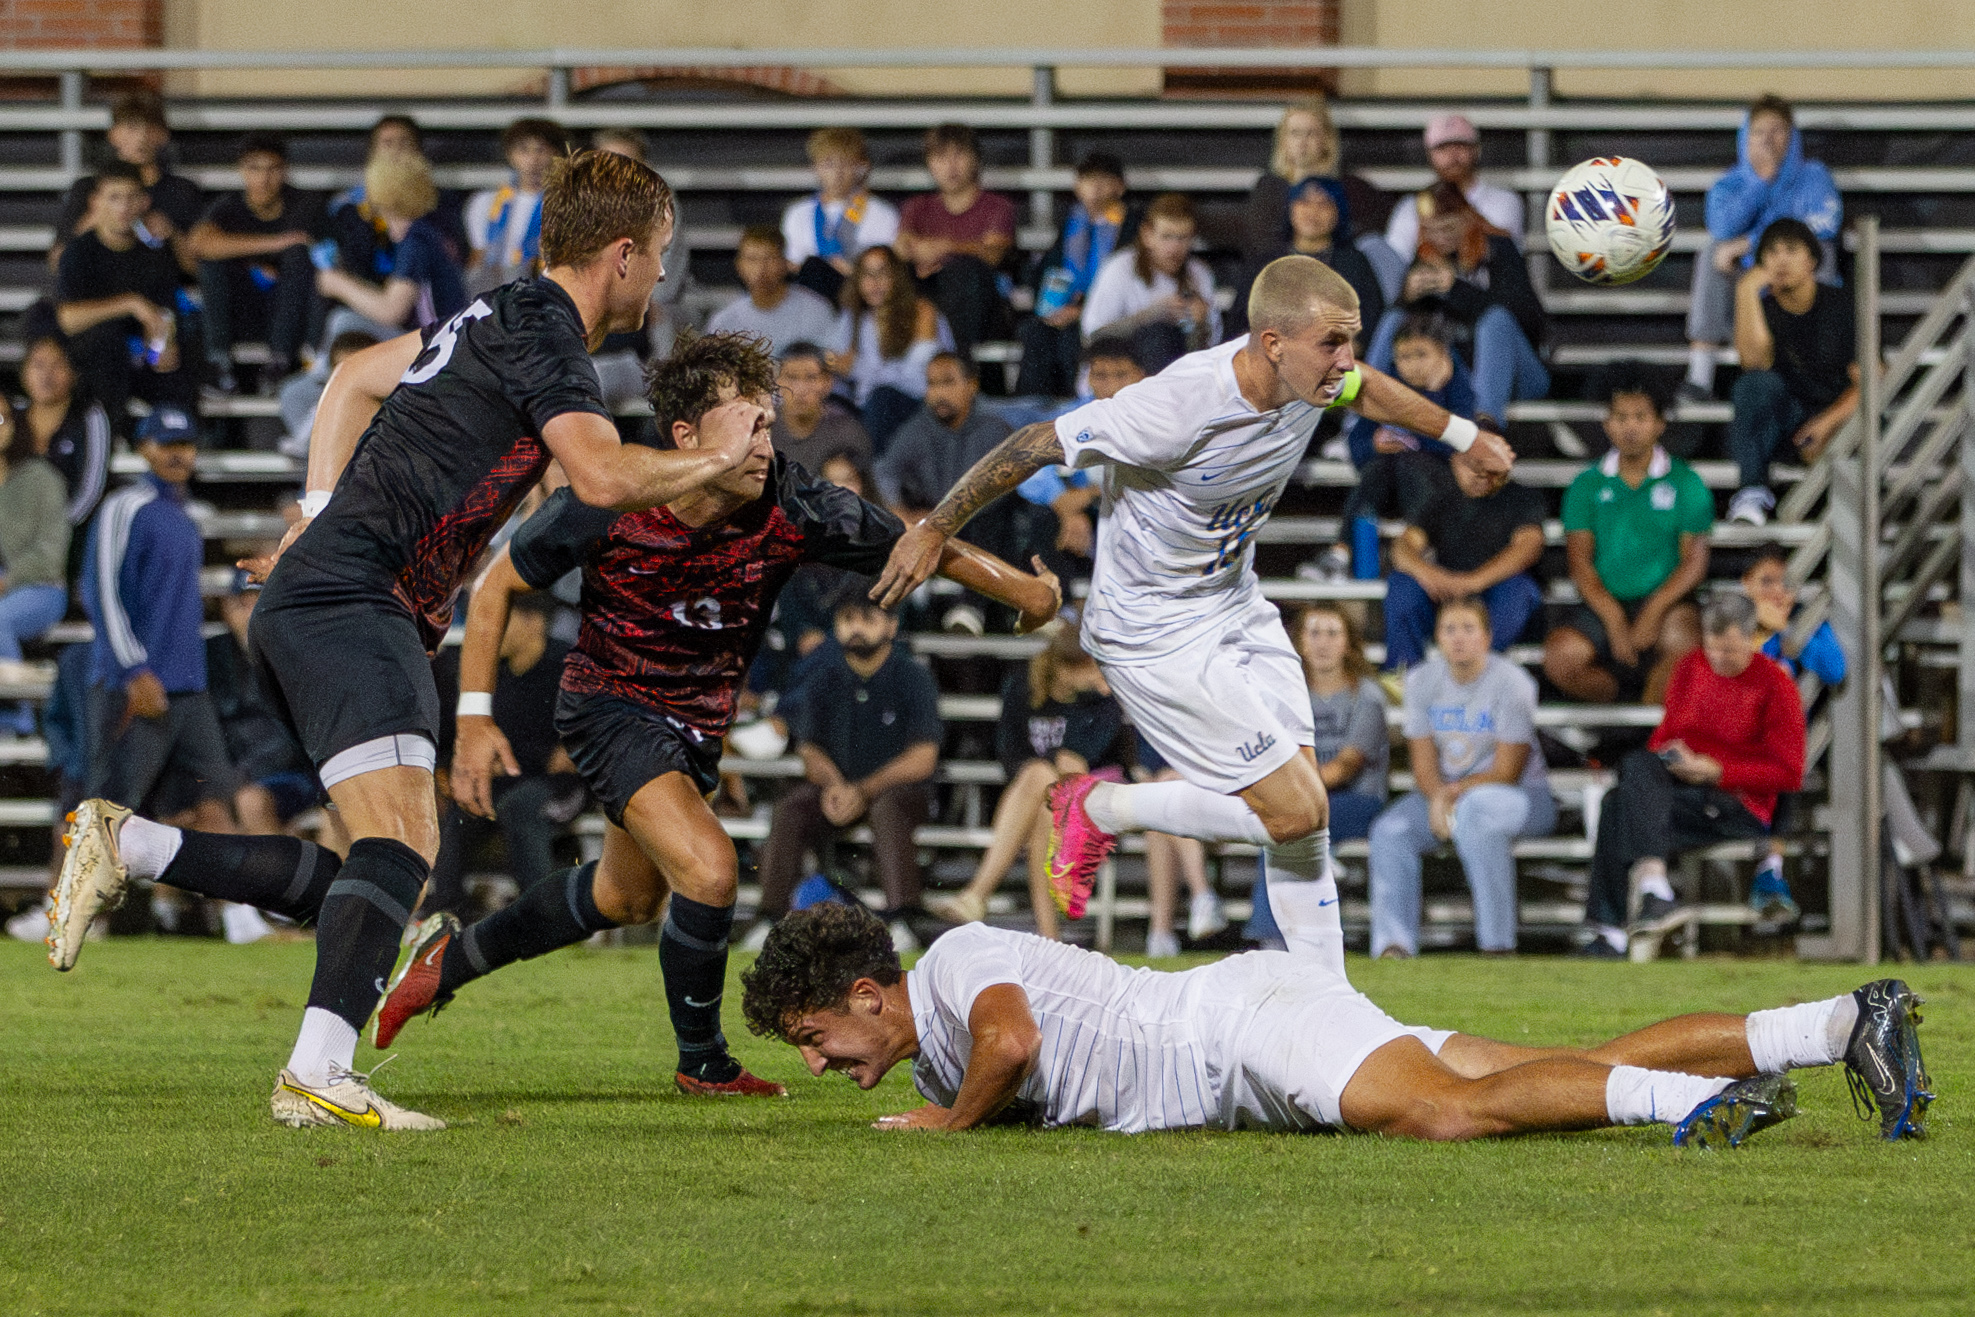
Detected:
left=270, top=1066, right=446, bottom=1132
left=47, top=799, right=134, bottom=971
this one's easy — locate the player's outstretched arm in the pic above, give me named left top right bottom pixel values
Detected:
left=870, top=421, right=1067, bottom=608
left=542, top=400, right=765, bottom=513
left=877, top=984, right=1041, bottom=1132
left=452, top=547, right=529, bottom=820
left=1349, top=362, right=1515, bottom=477
left=937, top=542, right=1063, bottom=635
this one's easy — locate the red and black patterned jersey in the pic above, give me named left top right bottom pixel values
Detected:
left=275, top=277, right=611, bottom=650
left=508, top=454, right=905, bottom=742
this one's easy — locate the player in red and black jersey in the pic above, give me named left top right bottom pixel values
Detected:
left=50, top=153, right=777, bottom=1131
left=373, top=333, right=1057, bottom=1095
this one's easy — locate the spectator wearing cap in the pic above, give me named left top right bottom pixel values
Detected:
left=54, top=162, right=199, bottom=436
left=186, top=132, right=322, bottom=391
left=0, top=394, right=71, bottom=736
left=707, top=226, right=841, bottom=357
left=1016, top=152, right=1129, bottom=398
left=52, top=89, right=203, bottom=277
left=313, top=151, right=466, bottom=343
left=81, top=407, right=242, bottom=822
left=894, top=123, right=1017, bottom=359
left=1383, top=114, right=1523, bottom=272
left=770, top=342, right=872, bottom=475
left=1243, top=96, right=1402, bottom=303
left=783, top=127, right=902, bottom=304
left=1225, top=174, right=1385, bottom=342
left=464, top=118, right=567, bottom=296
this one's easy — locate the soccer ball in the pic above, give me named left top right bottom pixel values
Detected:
left=1545, top=157, right=1676, bottom=286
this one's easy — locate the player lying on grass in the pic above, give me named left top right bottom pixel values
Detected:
left=374, top=331, right=1059, bottom=1095
left=743, top=903, right=1933, bottom=1145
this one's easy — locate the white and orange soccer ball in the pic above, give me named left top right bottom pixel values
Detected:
left=1545, top=156, right=1676, bottom=286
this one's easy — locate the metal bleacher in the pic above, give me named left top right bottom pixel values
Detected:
left=3, top=45, right=1970, bottom=952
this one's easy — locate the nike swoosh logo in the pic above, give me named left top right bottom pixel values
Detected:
left=683, top=994, right=722, bottom=1009
left=1317, top=898, right=1338, bottom=907
left=283, top=1083, right=383, bottom=1129
left=421, top=942, right=446, bottom=968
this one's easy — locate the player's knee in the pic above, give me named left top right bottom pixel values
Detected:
left=1013, top=759, right=1058, bottom=792
left=1257, top=798, right=1326, bottom=845
left=1382, top=1093, right=1492, bottom=1142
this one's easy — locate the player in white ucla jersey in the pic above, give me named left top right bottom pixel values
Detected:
left=742, top=904, right=1931, bottom=1146
left=871, top=255, right=1517, bottom=965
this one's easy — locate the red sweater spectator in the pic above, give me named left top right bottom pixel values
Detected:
left=1647, top=647, right=1804, bottom=825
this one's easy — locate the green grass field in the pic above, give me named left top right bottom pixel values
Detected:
left=2, top=938, right=1969, bottom=1316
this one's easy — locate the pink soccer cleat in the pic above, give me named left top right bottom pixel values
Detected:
left=1045, top=770, right=1123, bottom=920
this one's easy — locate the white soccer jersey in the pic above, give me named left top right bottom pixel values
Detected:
left=1053, top=338, right=1350, bottom=666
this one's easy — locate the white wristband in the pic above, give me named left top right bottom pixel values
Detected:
left=456, top=692, right=493, bottom=718
left=1439, top=416, right=1480, bottom=453
left=298, top=489, right=332, bottom=519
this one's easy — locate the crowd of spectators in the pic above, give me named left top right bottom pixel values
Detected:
left=0, top=86, right=1851, bottom=961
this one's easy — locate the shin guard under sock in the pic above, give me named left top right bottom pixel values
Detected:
left=661, top=895, right=738, bottom=1080
left=442, top=862, right=617, bottom=996
left=305, top=837, right=428, bottom=1032
left=159, top=832, right=340, bottom=922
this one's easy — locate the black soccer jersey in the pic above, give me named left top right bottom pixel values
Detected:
left=277, top=277, right=611, bottom=649
left=508, top=455, right=903, bottom=742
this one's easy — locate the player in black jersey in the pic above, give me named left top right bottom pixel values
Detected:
left=372, top=332, right=1058, bottom=1093
left=48, top=151, right=778, bottom=1131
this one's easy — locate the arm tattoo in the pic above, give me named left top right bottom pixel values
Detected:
left=925, top=421, right=1067, bottom=537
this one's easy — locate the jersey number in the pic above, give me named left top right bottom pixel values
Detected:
left=401, top=300, right=494, bottom=385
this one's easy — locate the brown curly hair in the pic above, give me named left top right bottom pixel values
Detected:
left=740, top=902, right=902, bottom=1040
left=642, top=330, right=779, bottom=448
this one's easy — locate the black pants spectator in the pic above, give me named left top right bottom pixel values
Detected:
left=1017, top=317, right=1081, bottom=397
left=917, top=255, right=1010, bottom=363
left=1587, top=750, right=1767, bottom=927
left=66, top=318, right=199, bottom=440
left=424, top=774, right=579, bottom=918
left=199, top=245, right=314, bottom=374
left=756, top=780, right=931, bottom=919
left=794, top=256, right=846, bottom=306
left=1342, top=449, right=1456, bottom=527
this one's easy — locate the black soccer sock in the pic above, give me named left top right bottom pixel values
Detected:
left=158, top=832, right=340, bottom=922
left=305, top=837, right=429, bottom=1033
left=661, top=894, right=738, bottom=1080
left=440, top=862, right=617, bottom=997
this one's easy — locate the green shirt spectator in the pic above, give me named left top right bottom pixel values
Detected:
left=1562, top=447, right=1713, bottom=602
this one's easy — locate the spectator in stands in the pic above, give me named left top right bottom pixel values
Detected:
left=1305, top=313, right=1468, bottom=582
left=1741, top=541, right=1845, bottom=919
left=1725, top=217, right=1860, bottom=526
left=427, top=590, right=582, bottom=919
left=771, top=341, right=872, bottom=473
left=1580, top=592, right=1805, bottom=958
left=588, top=126, right=690, bottom=392
left=924, top=619, right=1124, bottom=939
left=16, top=335, right=110, bottom=531
left=1244, top=96, right=1400, bottom=299
left=277, top=329, right=377, bottom=461
left=208, top=576, right=320, bottom=839
left=464, top=117, right=567, bottom=295
left=314, top=152, right=465, bottom=342
left=1371, top=182, right=1546, bottom=427
left=1544, top=366, right=1711, bottom=704
left=187, top=132, right=321, bottom=391
left=81, top=407, right=241, bottom=826
left=324, top=115, right=425, bottom=295
left=1383, top=113, right=1522, bottom=267
left=1246, top=604, right=1394, bottom=948
left=754, top=595, right=942, bottom=943
left=1685, top=95, right=1842, bottom=402
left=52, top=89, right=202, bottom=276
left=0, top=397, right=71, bottom=736
left=1225, top=175, right=1384, bottom=341
left=894, top=123, right=1016, bottom=357
left=1370, top=596, right=1554, bottom=959
left=828, top=244, right=952, bottom=449
left=1385, top=454, right=1547, bottom=668
left=874, top=350, right=1011, bottom=515
left=783, top=126, right=901, bottom=303
left=54, top=162, right=198, bottom=435
left=1082, top=193, right=1220, bottom=371
left=707, top=226, right=840, bottom=355
left=1017, top=152, right=1129, bottom=398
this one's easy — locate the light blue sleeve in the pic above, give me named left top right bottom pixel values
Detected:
left=1017, top=466, right=1067, bottom=506
left=1797, top=621, right=1848, bottom=686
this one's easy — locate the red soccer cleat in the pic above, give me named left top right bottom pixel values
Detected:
left=674, top=1066, right=789, bottom=1098
left=1045, top=769, right=1123, bottom=920
left=373, top=912, right=461, bottom=1048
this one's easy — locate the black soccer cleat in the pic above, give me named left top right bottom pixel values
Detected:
left=1672, top=1074, right=1798, bottom=1150
left=1843, top=978, right=1934, bottom=1141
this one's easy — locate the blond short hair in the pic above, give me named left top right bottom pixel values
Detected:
left=806, top=126, right=869, bottom=164
left=1247, top=254, right=1359, bottom=336
left=363, top=152, right=437, bottom=222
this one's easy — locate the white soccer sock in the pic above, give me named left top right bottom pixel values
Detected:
left=1604, top=1065, right=1732, bottom=1126
left=1632, top=860, right=1676, bottom=904
left=1265, top=831, right=1344, bottom=977
left=1685, top=344, right=1716, bottom=390
left=118, top=815, right=183, bottom=882
left=286, top=1007, right=359, bottom=1088
left=1084, top=780, right=1276, bottom=846
left=1745, top=995, right=1857, bottom=1072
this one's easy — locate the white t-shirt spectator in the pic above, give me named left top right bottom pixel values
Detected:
left=1400, top=652, right=1549, bottom=794
left=705, top=285, right=840, bottom=357
left=1383, top=182, right=1524, bottom=262
left=1081, top=248, right=1222, bottom=345
left=781, top=193, right=901, bottom=267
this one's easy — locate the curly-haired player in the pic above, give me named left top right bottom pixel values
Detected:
left=743, top=903, right=1933, bottom=1145
left=374, top=331, right=1058, bottom=1096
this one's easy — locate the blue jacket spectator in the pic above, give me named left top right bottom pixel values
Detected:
left=1016, top=152, right=1129, bottom=397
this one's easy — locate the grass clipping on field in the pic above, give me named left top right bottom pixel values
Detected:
left=1, top=941, right=1967, bottom=1316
